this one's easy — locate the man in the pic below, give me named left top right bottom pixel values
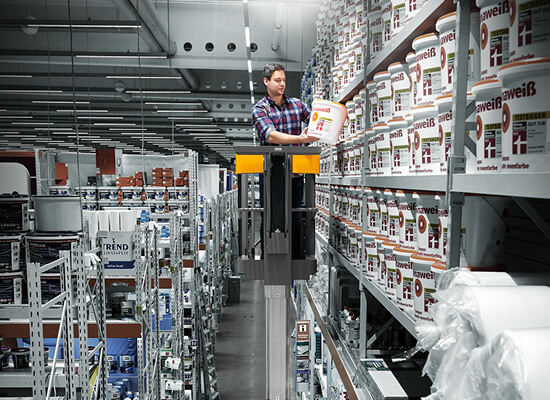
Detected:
left=251, top=63, right=318, bottom=259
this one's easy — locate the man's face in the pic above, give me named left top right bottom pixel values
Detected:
left=264, top=70, right=286, bottom=97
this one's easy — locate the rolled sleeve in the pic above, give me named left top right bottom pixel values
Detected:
left=252, top=106, right=275, bottom=144
left=301, top=102, right=312, bottom=125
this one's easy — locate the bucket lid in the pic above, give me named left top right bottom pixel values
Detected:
left=373, top=123, right=389, bottom=132
left=498, top=57, right=550, bottom=82
left=432, top=261, right=446, bottom=271
left=374, top=235, right=386, bottom=242
left=412, top=33, right=439, bottom=50
left=359, top=88, right=366, bottom=94
left=382, top=240, right=399, bottom=248
left=367, top=80, right=376, bottom=89
left=471, top=78, right=502, bottom=96
left=393, top=246, right=417, bottom=255
left=405, top=113, right=413, bottom=122
left=353, top=94, right=361, bottom=101
left=388, top=62, right=405, bottom=73
left=12, top=347, right=30, bottom=354
left=435, top=12, right=456, bottom=33
left=384, top=188, right=393, bottom=195
left=411, top=104, right=438, bottom=116
left=374, top=70, right=391, bottom=80
left=406, top=52, right=416, bottom=64
left=387, top=117, right=407, bottom=128
left=411, top=254, right=438, bottom=264
left=312, top=98, right=348, bottom=110
left=370, top=6, right=382, bottom=13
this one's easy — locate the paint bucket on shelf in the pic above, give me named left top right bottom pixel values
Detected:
left=385, top=189, right=400, bottom=244
left=388, top=118, right=409, bottom=175
left=437, top=193, right=448, bottom=262
left=33, top=195, right=82, bottom=233
left=347, top=101, right=357, bottom=138
left=412, top=33, right=441, bottom=105
left=396, top=190, right=417, bottom=250
left=477, top=0, right=510, bottom=79
left=413, top=192, right=440, bottom=259
left=472, top=79, right=503, bottom=172
left=383, top=241, right=399, bottom=299
left=509, top=0, right=550, bottom=61
left=0, top=195, right=30, bottom=233
left=26, top=233, right=80, bottom=267
left=389, top=62, right=411, bottom=118
left=97, top=186, right=118, bottom=201
left=435, top=12, right=481, bottom=95
left=1, top=347, right=10, bottom=367
left=366, top=129, right=378, bottom=176
left=411, top=104, right=441, bottom=174
left=498, top=58, right=550, bottom=172
left=406, top=52, right=418, bottom=108
left=407, top=0, right=424, bottom=21
left=0, top=234, right=22, bottom=272
left=377, top=189, right=388, bottom=238
left=307, top=100, right=349, bottom=145
left=353, top=94, right=364, bottom=133
left=431, top=261, right=447, bottom=290
left=366, top=187, right=380, bottom=235
left=381, top=0, right=392, bottom=47
left=369, top=7, right=383, bottom=61
left=363, top=232, right=378, bottom=281
left=405, top=114, right=416, bottom=174
left=367, top=80, right=379, bottom=126
left=375, top=236, right=387, bottom=287
left=49, top=186, right=71, bottom=196
left=0, top=271, right=23, bottom=304
left=394, top=247, right=416, bottom=311
left=392, top=0, right=407, bottom=37
left=462, top=195, right=509, bottom=267
left=375, top=71, right=392, bottom=123
left=355, top=225, right=363, bottom=265
left=374, top=123, right=391, bottom=175
left=412, top=254, right=438, bottom=321
left=12, top=347, right=30, bottom=369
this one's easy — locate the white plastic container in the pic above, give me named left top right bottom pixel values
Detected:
left=347, top=100, right=357, bottom=139
left=396, top=189, right=417, bottom=250
left=369, top=7, right=383, bottom=61
left=0, top=271, right=23, bottom=304
left=498, top=58, right=550, bottom=172
left=472, top=78, right=503, bottom=172
left=477, top=0, right=510, bottom=79
left=0, top=235, right=21, bottom=272
left=406, top=52, right=418, bottom=108
left=437, top=193, right=448, bottom=262
left=383, top=241, right=399, bottom=299
left=509, top=0, right=550, bottom=61
left=375, top=236, right=387, bottom=287
left=366, top=187, right=380, bottom=235
left=388, top=118, right=409, bottom=175
left=412, top=254, right=438, bottom=321
left=375, top=71, right=392, bottom=124
left=412, top=33, right=441, bottom=105
left=388, top=62, right=411, bottom=118
left=308, top=100, right=349, bottom=145
left=353, top=94, right=364, bottom=134
left=381, top=0, right=392, bottom=47
left=406, top=113, right=416, bottom=174
left=367, top=80, right=379, bottom=126
left=374, top=123, right=391, bottom=175
left=435, top=12, right=481, bottom=95
left=407, top=0, right=424, bottom=22
left=378, top=189, right=388, bottom=238
left=391, top=0, right=407, bottom=37
left=413, top=192, right=440, bottom=259
left=366, top=128, right=378, bottom=175
left=411, top=104, right=441, bottom=174
left=394, top=247, right=416, bottom=310
left=385, top=189, right=400, bottom=244
left=33, top=195, right=82, bottom=232
left=363, top=231, right=378, bottom=281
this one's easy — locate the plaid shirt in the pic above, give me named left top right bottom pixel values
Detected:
left=252, top=94, right=311, bottom=145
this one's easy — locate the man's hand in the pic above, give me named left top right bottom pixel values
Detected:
left=266, top=127, right=319, bottom=145
left=299, top=126, right=319, bottom=143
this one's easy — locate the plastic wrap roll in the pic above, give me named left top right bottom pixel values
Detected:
left=437, top=268, right=550, bottom=291
left=119, top=211, right=135, bottom=231
left=108, top=211, right=120, bottom=231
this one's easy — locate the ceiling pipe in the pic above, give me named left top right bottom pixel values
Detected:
left=111, top=0, right=200, bottom=90
left=271, top=3, right=284, bottom=52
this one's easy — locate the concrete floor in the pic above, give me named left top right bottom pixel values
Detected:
left=215, top=279, right=267, bottom=399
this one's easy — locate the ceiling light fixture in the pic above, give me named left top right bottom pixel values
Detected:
left=0, top=89, right=62, bottom=93
left=156, top=109, right=208, bottom=113
left=127, top=90, right=191, bottom=94
left=94, top=123, right=136, bottom=126
left=76, top=116, right=124, bottom=120
left=145, top=102, right=202, bottom=106
left=0, top=74, right=33, bottom=78
left=0, top=115, right=33, bottom=119
left=106, top=75, right=181, bottom=80
left=57, top=109, right=108, bottom=113
left=33, top=100, right=90, bottom=104
left=245, top=27, right=251, bottom=47
left=75, top=53, right=167, bottom=59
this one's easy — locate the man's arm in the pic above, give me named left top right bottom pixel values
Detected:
left=266, top=127, right=318, bottom=145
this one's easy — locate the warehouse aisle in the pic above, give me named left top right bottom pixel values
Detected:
left=216, top=278, right=266, bottom=398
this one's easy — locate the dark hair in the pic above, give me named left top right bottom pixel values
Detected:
left=262, top=63, right=285, bottom=80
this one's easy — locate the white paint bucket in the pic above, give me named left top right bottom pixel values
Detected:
left=406, top=52, right=418, bottom=108
left=406, top=114, right=416, bottom=174
left=394, top=246, right=416, bottom=310
left=396, top=189, right=417, bottom=250
left=431, top=261, right=446, bottom=290
left=477, top=0, right=510, bottom=79
left=357, top=131, right=366, bottom=173
left=0, top=271, right=23, bottom=305
left=382, top=0, right=393, bottom=47
left=49, top=186, right=71, bottom=196
left=388, top=118, right=409, bottom=174
left=33, top=195, right=82, bottom=233
left=435, top=94, right=453, bottom=173
left=363, top=231, right=378, bottom=281
left=98, top=186, right=118, bottom=201
left=0, top=195, right=30, bottom=233
left=412, top=33, right=441, bottom=105
left=389, top=62, right=411, bottom=119
left=369, top=7, right=383, bottom=61
left=346, top=101, right=357, bottom=138
left=385, top=189, right=400, bottom=244
left=332, top=66, right=339, bottom=98
left=366, top=187, right=380, bottom=235
left=498, top=58, right=550, bottom=172
left=472, top=78, right=503, bottom=172
left=375, top=71, right=392, bottom=123
left=354, top=93, right=364, bottom=133
left=367, top=80, right=379, bottom=126
left=355, top=225, right=363, bottom=265
left=308, top=99, right=348, bottom=145
left=413, top=192, right=440, bottom=259
left=411, top=104, right=441, bottom=174
left=435, top=12, right=481, bottom=95
left=412, top=254, right=438, bottom=321
left=437, top=193, right=448, bottom=262
left=374, top=123, right=391, bottom=175
left=383, top=241, right=399, bottom=299
left=26, top=233, right=80, bottom=267
left=375, top=236, right=387, bottom=287
left=407, top=0, right=424, bottom=21
left=462, top=195, right=509, bottom=267
left=509, top=0, right=550, bottom=61
left=378, top=189, right=388, bottom=238
left=0, top=235, right=21, bottom=272
left=367, top=129, right=378, bottom=175
left=392, top=0, right=407, bottom=37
